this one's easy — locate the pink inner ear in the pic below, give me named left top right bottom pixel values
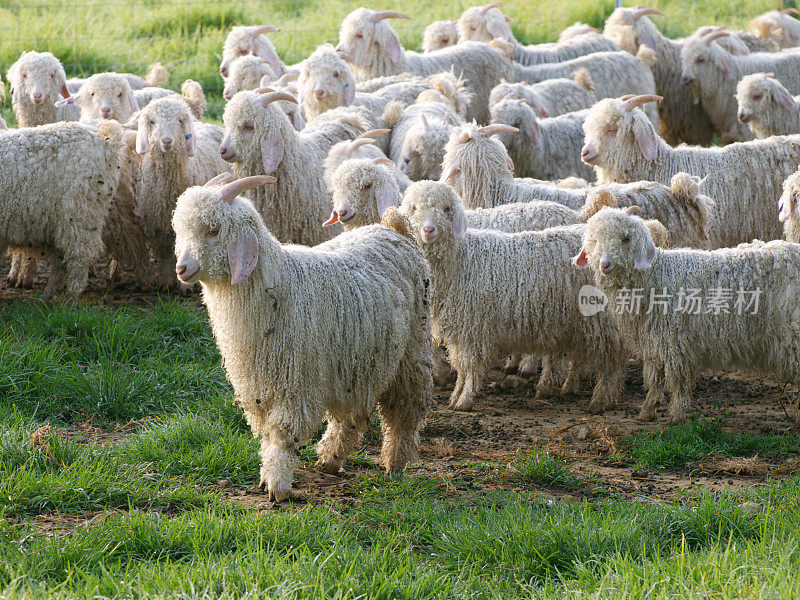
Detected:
left=260, top=133, right=284, bottom=173
left=374, top=182, right=400, bottom=218
left=385, top=32, right=404, bottom=64
left=486, top=19, right=513, bottom=41
left=574, top=248, right=588, bottom=267
left=228, top=230, right=259, bottom=284
left=452, top=207, right=467, bottom=239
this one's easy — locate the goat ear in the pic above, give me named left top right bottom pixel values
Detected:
left=183, top=118, right=196, bottom=157
left=342, top=82, right=355, bottom=106
left=260, top=131, right=284, bottom=173
left=711, top=50, right=735, bottom=81
left=384, top=31, right=404, bottom=64
left=227, top=228, right=260, bottom=284
left=573, top=248, right=589, bottom=268
left=486, top=18, right=512, bottom=40
left=291, top=109, right=305, bottom=131
left=452, top=206, right=467, bottom=239
left=374, top=181, right=400, bottom=218
left=633, top=238, right=656, bottom=270
left=525, top=117, right=542, bottom=148
left=128, top=93, right=140, bottom=116
left=10, top=86, right=19, bottom=103
left=632, top=118, right=658, bottom=161
left=779, top=193, right=794, bottom=222
left=774, top=86, right=799, bottom=113
left=636, top=32, right=658, bottom=52
left=135, top=119, right=150, bottom=155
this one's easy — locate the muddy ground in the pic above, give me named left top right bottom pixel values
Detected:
left=4, top=260, right=800, bottom=510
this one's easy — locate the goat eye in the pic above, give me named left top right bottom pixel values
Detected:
left=50, top=73, right=54, bottom=78
left=243, top=122, right=254, bottom=131
left=117, top=92, right=122, bottom=98
left=753, top=94, right=762, bottom=101
left=239, top=48, right=247, bottom=54
left=149, top=119, right=155, bottom=125
left=696, top=57, right=705, bottom=64
left=355, top=33, right=363, bottom=39
left=207, top=225, right=220, bottom=237
left=333, top=70, right=339, bottom=78
left=363, top=182, right=372, bottom=189
left=442, top=37, right=449, bottom=43
left=622, top=235, right=630, bottom=243
left=443, top=205, right=451, bottom=213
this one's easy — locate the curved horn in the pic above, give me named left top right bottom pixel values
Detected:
left=275, top=73, right=299, bottom=86
left=476, top=124, right=519, bottom=136
left=350, top=137, right=377, bottom=149
left=704, top=29, right=731, bottom=45
left=420, top=113, right=430, bottom=131
left=631, top=7, right=664, bottom=20
left=253, top=86, right=276, bottom=94
left=373, top=157, right=394, bottom=165
left=782, top=7, right=800, bottom=15
left=357, top=128, right=391, bottom=139
left=625, top=205, right=641, bottom=215
left=260, top=91, right=298, bottom=106
left=218, top=175, right=276, bottom=204
left=480, top=2, right=505, bottom=14
left=204, top=173, right=234, bottom=187
left=369, top=10, right=410, bottom=22
left=621, top=94, right=663, bottom=112
left=249, top=25, right=280, bottom=37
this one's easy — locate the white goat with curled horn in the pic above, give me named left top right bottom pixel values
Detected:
left=336, top=7, right=513, bottom=124
left=173, top=173, right=432, bottom=502
left=219, top=88, right=370, bottom=245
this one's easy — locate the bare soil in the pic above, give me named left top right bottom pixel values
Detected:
left=4, top=260, right=800, bottom=511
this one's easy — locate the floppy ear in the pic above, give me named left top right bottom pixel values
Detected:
left=227, top=228, right=260, bottom=284
left=636, top=31, right=658, bottom=52
left=374, top=181, right=400, bottom=218
left=135, top=118, right=150, bottom=155
left=573, top=247, right=589, bottom=268
left=128, top=92, right=140, bottom=116
left=260, top=130, right=285, bottom=173
left=633, top=237, right=656, bottom=270
left=525, top=116, right=542, bottom=148
left=441, top=165, right=460, bottom=183
left=632, top=118, right=658, bottom=161
left=773, top=86, right=799, bottom=113
left=778, top=193, right=795, bottom=222
left=291, top=109, right=305, bottom=131
left=486, top=18, right=513, bottom=40
left=342, top=82, right=355, bottom=106
left=384, top=30, right=404, bottom=64
left=183, top=117, right=196, bottom=157
left=711, top=49, right=736, bottom=82
left=452, top=206, right=467, bottom=239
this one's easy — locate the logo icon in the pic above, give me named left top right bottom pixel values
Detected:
left=578, top=285, right=607, bottom=316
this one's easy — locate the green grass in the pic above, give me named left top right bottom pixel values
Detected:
left=0, top=0, right=785, bottom=124
left=3, top=298, right=800, bottom=597
left=624, top=414, right=800, bottom=470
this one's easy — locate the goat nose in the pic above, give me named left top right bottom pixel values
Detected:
left=162, top=137, right=173, bottom=146
left=176, top=264, right=187, bottom=276
left=738, top=112, right=751, bottom=123
left=681, top=74, right=692, bottom=85
left=422, top=225, right=434, bottom=233
left=220, top=65, right=228, bottom=77
left=32, top=91, right=42, bottom=99
left=314, top=88, right=326, bottom=99
left=101, top=106, right=111, bottom=115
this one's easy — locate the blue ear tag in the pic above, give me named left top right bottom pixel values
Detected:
left=344, top=83, right=349, bottom=88
left=65, top=97, right=75, bottom=104
left=184, top=133, right=193, bottom=140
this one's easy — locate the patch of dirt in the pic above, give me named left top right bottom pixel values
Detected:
left=4, top=258, right=800, bottom=509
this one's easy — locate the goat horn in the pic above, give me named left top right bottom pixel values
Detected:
left=476, top=124, right=519, bottom=135
left=358, top=128, right=390, bottom=139
left=704, top=30, right=731, bottom=45
left=253, top=86, right=276, bottom=94
left=259, top=91, right=298, bottom=106
left=374, top=157, right=394, bottom=165
left=625, top=205, right=641, bottom=215
left=276, top=73, right=299, bottom=85
left=350, top=137, right=377, bottom=149
left=369, top=10, right=410, bottom=22
left=480, top=2, right=504, bottom=14
left=249, top=25, right=280, bottom=36
left=782, top=7, right=800, bottom=15
left=218, top=175, right=276, bottom=204
left=621, top=94, right=662, bottom=112
left=204, top=173, right=234, bottom=187
left=631, top=7, right=664, bottom=20
left=421, top=113, right=430, bottom=131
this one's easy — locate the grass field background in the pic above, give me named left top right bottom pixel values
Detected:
left=0, top=0, right=787, bottom=124
left=3, top=1, right=800, bottom=597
